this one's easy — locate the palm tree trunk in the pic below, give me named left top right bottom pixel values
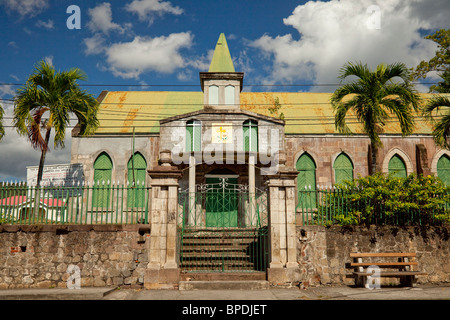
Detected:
left=368, top=143, right=378, bottom=175
left=36, top=127, right=52, bottom=187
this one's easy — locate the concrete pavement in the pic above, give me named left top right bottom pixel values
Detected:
left=0, top=284, right=449, bottom=300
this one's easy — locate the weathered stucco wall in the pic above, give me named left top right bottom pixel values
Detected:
left=297, top=225, right=450, bottom=286
left=0, top=225, right=149, bottom=289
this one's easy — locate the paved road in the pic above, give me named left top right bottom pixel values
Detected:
left=1, top=284, right=449, bottom=300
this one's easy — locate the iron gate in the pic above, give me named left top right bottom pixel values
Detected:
left=177, top=178, right=269, bottom=273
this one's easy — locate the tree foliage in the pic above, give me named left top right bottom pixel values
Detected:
left=422, top=95, right=450, bottom=149
left=319, top=173, right=450, bottom=226
left=412, top=29, right=450, bottom=93
left=13, top=60, right=99, bottom=186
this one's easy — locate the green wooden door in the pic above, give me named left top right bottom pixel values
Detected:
left=92, top=153, right=112, bottom=208
left=388, top=155, right=407, bottom=178
left=205, top=178, right=238, bottom=227
left=186, top=120, right=201, bottom=152
left=243, top=120, right=258, bottom=152
left=334, top=153, right=354, bottom=185
left=437, top=155, right=450, bottom=186
left=127, top=153, right=147, bottom=208
left=296, top=153, right=316, bottom=208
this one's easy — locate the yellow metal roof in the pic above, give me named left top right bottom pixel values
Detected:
left=94, top=91, right=436, bottom=135
left=95, top=91, right=203, bottom=134
left=241, top=92, right=435, bottom=135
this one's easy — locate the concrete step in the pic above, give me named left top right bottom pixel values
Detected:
left=179, top=280, right=269, bottom=291
left=180, top=272, right=266, bottom=281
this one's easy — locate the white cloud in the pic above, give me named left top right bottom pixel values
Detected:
left=84, top=34, right=107, bottom=56
left=36, top=19, right=54, bottom=29
left=87, top=2, right=124, bottom=35
left=249, top=0, right=448, bottom=92
left=44, top=55, right=53, bottom=66
left=125, top=0, right=183, bottom=23
left=2, top=0, right=48, bottom=17
left=104, top=32, right=194, bottom=79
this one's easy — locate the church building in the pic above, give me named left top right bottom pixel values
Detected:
left=70, top=33, right=450, bottom=287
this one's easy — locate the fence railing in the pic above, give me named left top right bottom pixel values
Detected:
left=297, top=187, right=450, bottom=226
left=0, top=182, right=150, bottom=225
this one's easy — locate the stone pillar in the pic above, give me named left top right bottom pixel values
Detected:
left=416, top=144, right=431, bottom=176
left=266, top=167, right=300, bottom=285
left=144, top=157, right=182, bottom=289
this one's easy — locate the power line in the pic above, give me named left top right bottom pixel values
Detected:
left=0, top=82, right=440, bottom=88
left=0, top=117, right=439, bottom=129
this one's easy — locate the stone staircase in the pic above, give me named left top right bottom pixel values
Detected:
left=179, top=228, right=268, bottom=274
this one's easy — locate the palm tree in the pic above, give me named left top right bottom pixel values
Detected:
left=331, top=62, right=420, bottom=174
left=13, top=60, right=99, bottom=186
left=423, top=95, right=450, bottom=149
left=0, top=103, right=4, bottom=141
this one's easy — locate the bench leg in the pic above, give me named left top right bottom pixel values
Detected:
left=400, top=275, right=416, bottom=287
left=355, top=275, right=363, bottom=287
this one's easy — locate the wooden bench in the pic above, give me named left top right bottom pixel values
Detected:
left=350, top=252, right=427, bottom=287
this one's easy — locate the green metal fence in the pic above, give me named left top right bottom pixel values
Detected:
left=297, top=187, right=450, bottom=226
left=177, top=179, right=269, bottom=273
left=0, top=182, right=150, bottom=225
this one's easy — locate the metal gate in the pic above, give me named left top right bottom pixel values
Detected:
left=177, top=178, right=269, bottom=273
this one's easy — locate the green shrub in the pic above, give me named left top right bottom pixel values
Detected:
left=318, top=173, right=450, bottom=226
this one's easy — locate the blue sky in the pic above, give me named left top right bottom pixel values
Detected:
left=0, top=0, right=449, bottom=181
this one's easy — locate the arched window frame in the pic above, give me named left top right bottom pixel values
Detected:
left=333, top=153, right=354, bottom=185
left=127, top=152, right=147, bottom=208
left=243, top=120, right=258, bottom=152
left=92, top=152, right=113, bottom=208
left=296, top=152, right=317, bottom=209
left=388, top=154, right=407, bottom=178
left=208, top=85, right=219, bottom=105
left=436, top=154, right=450, bottom=186
left=186, top=120, right=201, bottom=152
left=225, top=85, right=235, bottom=105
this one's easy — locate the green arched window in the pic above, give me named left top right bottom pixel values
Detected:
left=127, top=153, right=147, bottom=208
left=243, top=120, right=258, bottom=152
left=186, top=120, right=201, bottom=152
left=388, top=154, right=407, bottom=178
left=437, top=155, right=450, bottom=186
left=93, top=152, right=113, bottom=208
left=296, top=153, right=316, bottom=208
left=334, top=153, right=354, bottom=185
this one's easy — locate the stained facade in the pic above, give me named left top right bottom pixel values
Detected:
left=70, top=34, right=450, bottom=287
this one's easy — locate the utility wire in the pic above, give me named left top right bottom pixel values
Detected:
left=0, top=82, right=440, bottom=87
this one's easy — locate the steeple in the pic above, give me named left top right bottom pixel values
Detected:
left=200, top=33, right=244, bottom=110
left=208, top=33, right=235, bottom=73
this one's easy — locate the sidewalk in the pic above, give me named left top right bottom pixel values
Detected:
left=0, top=284, right=449, bottom=300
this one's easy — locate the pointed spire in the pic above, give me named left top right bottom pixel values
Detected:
left=208, top=33, right=235, bottom=73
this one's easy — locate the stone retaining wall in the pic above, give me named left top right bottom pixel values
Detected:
left=297, top=225, right=450, bottom=286
left=0, top=225, right=149, bottom=289
left=1, top=224, right=448, bottom=289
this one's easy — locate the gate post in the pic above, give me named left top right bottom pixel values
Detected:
left=144, top=155, right=182, bottom=289
left=267, top=168, right=300, bottom=285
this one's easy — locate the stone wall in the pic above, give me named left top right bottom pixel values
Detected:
left=1, top=223, right=448, bottom=289
left=297, top=225, right=450, bottom=286
left=0, top=225, right=149, bottom=289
